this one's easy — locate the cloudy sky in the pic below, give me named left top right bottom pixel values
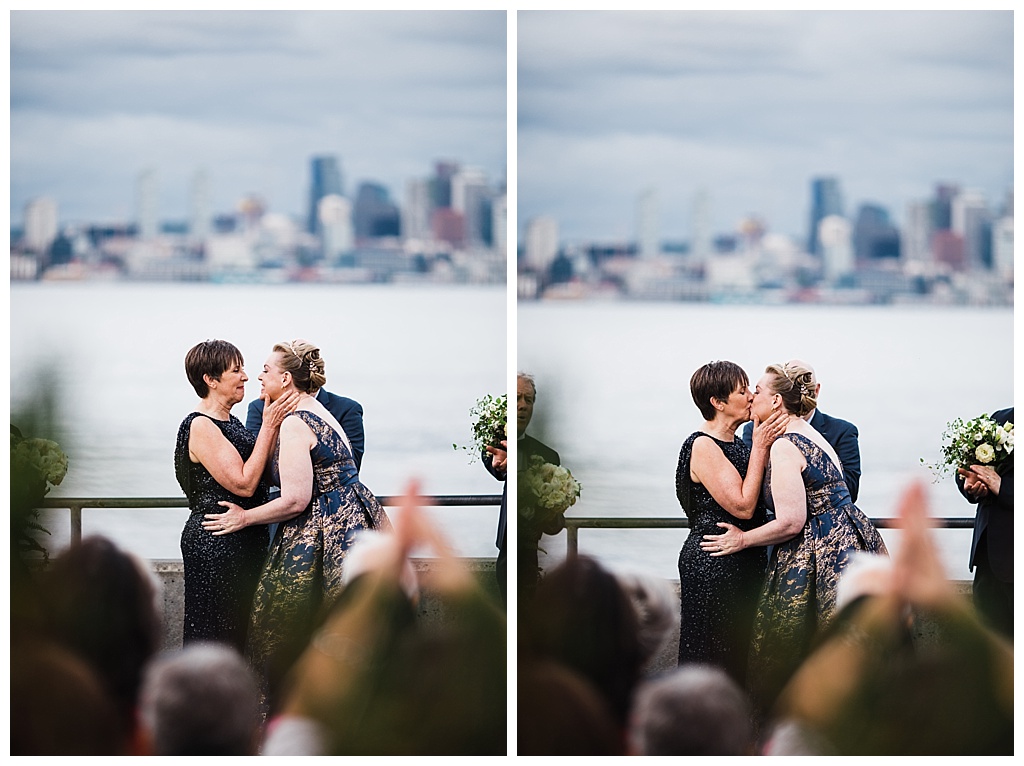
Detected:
left=518, top=10, right=1013, bottom=244
left=11, top=11, right=506, bottom=227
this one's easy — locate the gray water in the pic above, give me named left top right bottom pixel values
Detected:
left=518, top=300, right=1013, bottom=582
left=11, top=282, right=508, bottom=561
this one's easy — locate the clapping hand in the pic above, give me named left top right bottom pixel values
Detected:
left=957, top=465, right=1001, bottom=499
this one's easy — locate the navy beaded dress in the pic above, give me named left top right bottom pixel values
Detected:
left=675, top=432, right=768, bottom=687
left=246, top=410, right=392, bottom=715
left=748, top=432, right=888, bottom=716
left=174, top=413, right=270, bottom=652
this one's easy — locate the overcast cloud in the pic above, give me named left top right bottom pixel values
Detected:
left=11, top=11, right=506, bottom=226
left=518, top=10, right=1013, bottom=243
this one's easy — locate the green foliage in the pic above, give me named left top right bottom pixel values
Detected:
left=453, top=393, right=507, bottom=464
left=921, top=413, right=1014, bottom=480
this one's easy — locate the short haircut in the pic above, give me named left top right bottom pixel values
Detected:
left=690, top=361, right=748, bottom=421
left=184, top=340, right=243, bottom=398
left=140, top=643, right=260, bottom=756
left=630, top=665, right=754, bottom=756
left=517, top=371, right=537, bottom=398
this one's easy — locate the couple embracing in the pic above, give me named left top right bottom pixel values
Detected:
left=173, top=338, right=391, bottom=716
left=675, top=359, right=886, bottom=721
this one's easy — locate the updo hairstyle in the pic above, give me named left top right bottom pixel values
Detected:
left=764, top=362, right=817, bottom=417
left=274, top=339, right=327, bottom=394
left=184, top=340, right=244, bottom=398
left=690, top=361, right=749, bottom=421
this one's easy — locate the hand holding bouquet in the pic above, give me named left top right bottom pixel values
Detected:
left=519, top=455, right=581, bottom=530
left=454, top=393, right=507, bottom=464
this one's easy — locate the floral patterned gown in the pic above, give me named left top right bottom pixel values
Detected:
left=246, top=410, right=391, bottom=714
left=748, top=432, right=888, bottom=716
left=675, top=432, right=768, bottom=687
left=174, top=413, right=270, bottom=652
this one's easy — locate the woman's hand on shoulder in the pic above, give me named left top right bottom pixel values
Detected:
left=751, top=406, right=789, bottom=451
left=263, top=391, right=302, bottom=429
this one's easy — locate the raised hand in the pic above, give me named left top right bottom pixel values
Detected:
left=263, top=390, right=301, bottom=429
left=751, top=405, right=789, bottom=451
left=485, top=440, right=508, bottom=476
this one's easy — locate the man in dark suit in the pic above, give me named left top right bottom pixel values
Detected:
left=246, top=387, right=364, bottom=471
left=484, top=438, right=508, bottom=606
left=957, top=406, right=1013, bottom=639
left=516, top=372, right=561, bottom=599
left=742, top=359, right=861, bottom=502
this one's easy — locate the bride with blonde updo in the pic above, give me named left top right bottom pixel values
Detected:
left=204, top=339, right=391, bottom=715
left=700, top=360, right=887, bottom=722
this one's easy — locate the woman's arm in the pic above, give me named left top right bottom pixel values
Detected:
left=691, top=409, right=787, bottom=520
left=189, top=391, right=300, bottom=497
left=702, top=438, right=807, bottom=555
left=203, top=415, right=315, bottom=533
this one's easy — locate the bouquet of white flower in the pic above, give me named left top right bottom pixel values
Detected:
left=519, top=455, right=581, bottom=524
left=921, top=413, right=1014, bottom=480
left=11, top=426, right=68, bottom=559
left=453, top=393, right=507, bottom=464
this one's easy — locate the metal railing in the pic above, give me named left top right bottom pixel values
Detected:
left=563, top=515, right=976, bottom=556
left=41, top=494, right=502, bottom=546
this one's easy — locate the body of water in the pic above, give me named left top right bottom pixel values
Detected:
left=518, top=300, right=1013, bottom=582
left=12, top=282, right=507, bottom=561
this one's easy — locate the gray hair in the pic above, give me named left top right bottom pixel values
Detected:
left=616, top=570, right=677, bottom=666
left=139, top=643, right=260, bottom=756
left=629, top=665, right=754, bottom=756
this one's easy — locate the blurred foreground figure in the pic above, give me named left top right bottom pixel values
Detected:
left=139, top=643, right=261, bottom=755
left=769, top=481, right=1013, bottom=755
left=628, top=664, right=755, bottom=755
left=264, top=481, right=506, bottom=755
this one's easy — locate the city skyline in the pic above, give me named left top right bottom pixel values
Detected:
left=518, top=10, right=1013, bottom=243
left=10, top=11, right=507, bottom=226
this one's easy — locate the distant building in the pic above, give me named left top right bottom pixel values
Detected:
left=807, top=177, right=844, bottom=257
left=492, top=193, right=507, bottom=257
left=432, top=207, right=465, bottom=248
left=853, top=203, right=900, bottom=262
left=353, top=182, right=400, bottom=241
left=523, top=216, right=559, bottom=272
left=636, top=187, right=659, bottom=259
left=691, top=187, right=712, bottom=262
left=952, top=189, right=991, bottom=269
left=452, top=167, right=492, bottom=247
left=189, top=169, right=211, bottom=242
left=307, top=156, right=344, bottom=235
left=818, top=215, right=854, bottom=281
left=403, top=178, right=433, bottom=242
left=901, top=200, right=933, bottom=269
left=991, top=216, right=1013, bottom=279
left=23, top=197, right=58, bottom=254
left=136, top=169, right=159, bottom=241
left=319, top=194, right=354, bottom=258
left=429, top=161, right=459, bottom=209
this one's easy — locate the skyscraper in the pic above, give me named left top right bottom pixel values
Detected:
left=23, top=197, right=58, bottom=254
left=807, top=177, right=844, bottom=257
left=307, top=156, right=344, bottom=235
left=136, top=168, right=159, bottom=240
left=636, top=187, right=659, bottom=259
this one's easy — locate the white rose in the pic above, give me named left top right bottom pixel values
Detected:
left=975, top=443, right=996, bottom=464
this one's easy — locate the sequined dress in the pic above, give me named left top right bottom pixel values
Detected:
left=174, top=413, right=270, bottom=652
left=246, top=409, right=392, bottom=713
left=748, top=432, right=888, bottom=714
left=675, top=432, right=768, bottom=686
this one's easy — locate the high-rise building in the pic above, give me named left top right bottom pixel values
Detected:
left=318, top=194, right=353, bottom=258
left=853, top=203, right=900, bottom=262
left=189, top=169, right=211, bottom=242
left=807, top=177, right=844, bottom=257
left=492, top=193, right=507, bottom=257
left=429, top=161, right=459, bottom=209
left=818, top=215, right=854, bottom=281
left=992, top=216, right=1013, bottom=279
left=136, top=168, right=159, bottom=240
left=952, top=189, right=991, bottom=269
left=353, top=182, right=401, bottom=240
left=23, top=197, right=58, bottom=254
left=452, top=167, right=491, bottom=247
left=636, top=187, right=659, bottom=259
left=524, top=216, right=559, bottom=272
left=901, top=200, right=933, bottom=268
left=403, top=178, right=433, bottom=242
left=307, top=156, right=344, bottom=235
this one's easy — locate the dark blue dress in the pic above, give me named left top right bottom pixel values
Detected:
left=675, top=432, right=768, bottom=687
left=748, top=432, right=888, bottom=714
left=174, top=413, right=270, bottom=652
left=246, top=410, right=391, bottom=714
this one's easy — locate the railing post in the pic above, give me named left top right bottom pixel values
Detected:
left=566, top=522, right=579, bottom=557
left=69, top=504, right=83, bottom=546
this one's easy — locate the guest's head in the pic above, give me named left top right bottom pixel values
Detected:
left=690, top=360, right=751, bottom=423
left=38, top=536, right=162, bottom=740
left=139, top=643, right=261, bottom=756
left=184, top=339, right=245, bottom=400
left=629, top=665, right=755, bottom=755
left=616, top=570, right=677, bottom=669
left=518, top=658, right=623, bottom=755
left=517, top=372, right=536, bottom=437
left=754, top=361, right=817, bottom=419
left=11, top=642, right=126, bottom=755
left=262, top=339, right=327, bottom=399
left=522, top=555, right=643, bottom=727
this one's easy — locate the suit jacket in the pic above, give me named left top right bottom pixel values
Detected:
left=958, top=407, right=1014, bottom=583
left=741, top=407, right=861, bottom=502
left=484, top=450, right=507, bottom=551
left=246, top=388, right=365, bottom=471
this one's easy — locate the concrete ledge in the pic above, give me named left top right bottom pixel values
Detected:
left=151, top=558, right=502, bottom=652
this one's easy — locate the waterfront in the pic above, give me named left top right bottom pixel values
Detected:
left=518, top=300, right=1013, bottom=581
left=11, top=282, right=507, bottom=561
